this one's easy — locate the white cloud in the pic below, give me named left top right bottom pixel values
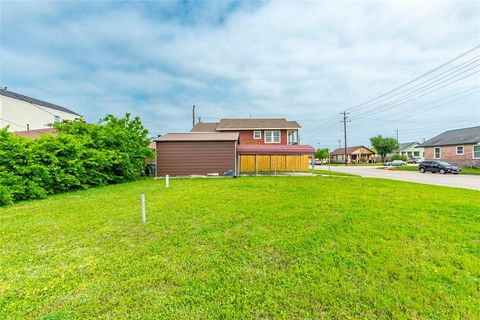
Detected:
left=1, top=1, right=479, bottom=145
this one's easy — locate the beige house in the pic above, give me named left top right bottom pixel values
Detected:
left=0, top=88, right=81, bottom=132
left=330, top=145, right=376, bottom=164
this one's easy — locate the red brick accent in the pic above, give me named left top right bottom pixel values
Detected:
left=424, top=144, right=480, bottom=167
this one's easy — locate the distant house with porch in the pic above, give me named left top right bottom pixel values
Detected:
left=330, top=145, right=376, bottom=164
left=387, top=142, right=425, bottom=160
left=417, top=126, right=480, bottom=167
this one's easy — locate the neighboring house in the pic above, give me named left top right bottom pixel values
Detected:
left=0, top=88, right=81, bottom=132
left=417, top=126, right=480, bottom=167
left=156, top=118, right=314, bottom=176
left=387, top=142, right=425, bottom=159
left=330, top=145, right=376, bottom=164
left=191, top=118, right=301, bottom=145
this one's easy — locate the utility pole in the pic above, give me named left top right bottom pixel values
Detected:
left=340, top=111, right=350, bottom=165
left=338, top=139, right=341, bottom=149
left=192, top=105, right=196, bottom=128
left=396, top=128, right=399, bottom=142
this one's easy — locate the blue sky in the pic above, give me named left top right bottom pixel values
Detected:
left=1, top=0, right=479, bottom=148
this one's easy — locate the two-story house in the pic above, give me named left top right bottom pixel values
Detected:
left=191, top=118, right=301, bottom=145
left=154, top=118, right=314, bottom=177
left=0, top=88, right=81, bottom=133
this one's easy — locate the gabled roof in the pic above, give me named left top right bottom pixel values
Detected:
left=0, top=88, right=82, bottom=116
left=330, top=145, right=375, bottom=155
left=155, top=132, right=239, bottom=142
left=216, top=118, right=301, bottom=130
left=417, top=126, right=480, bottom=147
left=398, top=142, right=419, bottom=150
left=13, top=128, right=57, bottom=139
left=190, top=122, right=218, bottom=132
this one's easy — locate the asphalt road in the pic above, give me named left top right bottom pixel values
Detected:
left=315, top=165, right=480, bottom=191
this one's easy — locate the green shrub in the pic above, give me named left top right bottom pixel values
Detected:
left=0, top=114, right=154, bottom=205
left=392, top=154, right=407, bottom=161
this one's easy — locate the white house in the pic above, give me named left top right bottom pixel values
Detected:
left=394, top=142, right=425, bottom=158
left=0, top=88, right=81, bottom=132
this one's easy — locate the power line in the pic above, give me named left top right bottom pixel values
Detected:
left=0, top=87, right=57, bottom=117
left=350, top=69, right=480, bottom=120
left=0, top=117, right=27, bottom=129
left=344, top=45, right=480, bottom=112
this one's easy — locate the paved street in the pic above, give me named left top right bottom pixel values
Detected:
left=315, top=165, right=480, bottom=191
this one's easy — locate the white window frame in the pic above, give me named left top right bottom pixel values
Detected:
left=473, top=145, right=480, bottom=159
left=264, top=130, right=281, bottom=144
left=456, top=146, right=464, bottom=155
left=434, top=147, right=441, bottom=159
left=53, top=115, right=61, bottom=124
left=253, top=130, right=261, bottom=139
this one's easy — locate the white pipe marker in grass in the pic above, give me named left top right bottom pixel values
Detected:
left=141, top=193, right=146, bottom=223
left=166, top=175, right=169, bottom=188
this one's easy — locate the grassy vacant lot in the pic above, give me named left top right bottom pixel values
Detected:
left=393, top=165, right=480, bottom=175
left=1, top=177, right=479, bottom=319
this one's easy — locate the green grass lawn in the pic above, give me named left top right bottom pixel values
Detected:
left=1, top=177, right=479, bottom=319
left=310, top=169, right=359, bottom=177
left=393, top=165, right=480, bottom=175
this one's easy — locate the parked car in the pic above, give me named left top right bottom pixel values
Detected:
left=419, top=160, right=461, bottom=174
left=408, top=156, right=424, bottom=164
left=314, top=159, right=322, bottom=165
left=384, top=160, right=407, bottom=166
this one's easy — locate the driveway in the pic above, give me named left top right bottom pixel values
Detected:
left=315, top=165, right=480, bottom=191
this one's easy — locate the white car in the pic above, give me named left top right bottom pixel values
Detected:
left=384, top=160, right=407, bottom=166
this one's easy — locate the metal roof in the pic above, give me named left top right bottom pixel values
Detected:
left=398, top=142, right=419, bottom=150
left=237, top=144, right=314, bottom=155
left=190, top=122, right=218, bottom=132
left=155, top=132, right=239, bottom=142
left=1, top=88, right=82, bottom=116
left=417, top=126, right=480, bottom=147
left=216, top=118, right=301, bottom=130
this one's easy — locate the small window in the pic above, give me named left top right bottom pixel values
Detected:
left=53, top=115, right=61, bottom=124
left=456, top=146, right=464, bottom=155
left=253, top=131, right=261, bottom=139
left=474, top=145, right=480, bottom=159
left=265, top=130, right=280, bottom=143
left=414, top=151, right=420, bottom=156
left=434, top=147, right=441, bottom=159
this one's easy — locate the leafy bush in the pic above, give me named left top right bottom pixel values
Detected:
left=392, top=154, right=408, bottom=161
left=0, top=114, right=154, bottom=205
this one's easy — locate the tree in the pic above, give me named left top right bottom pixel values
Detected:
left=315, top=148, right=329, bottom=160
left=370, top=135, right=399, bottom=161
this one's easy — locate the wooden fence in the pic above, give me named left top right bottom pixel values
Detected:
left=239, top=155, right=310, bottom=173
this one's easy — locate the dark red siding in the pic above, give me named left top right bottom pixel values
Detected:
left=156, top=141, right=236, bottom=176
left=238, top=130, right=289, bottom=145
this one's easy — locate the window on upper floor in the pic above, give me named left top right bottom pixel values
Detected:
left=53, top=115, right=61, bottom=124
left=253, top=131, right=261, bottom=139
left=265, top=130, right=280, bottom=143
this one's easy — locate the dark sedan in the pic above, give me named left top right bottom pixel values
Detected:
left=419, top=161, right=461, bottom=174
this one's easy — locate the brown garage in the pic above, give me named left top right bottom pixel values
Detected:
left=155, top=132, right=239, bottom=177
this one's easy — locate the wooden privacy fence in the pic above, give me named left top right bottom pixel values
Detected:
left=239, top=155, right=310, bottom=173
